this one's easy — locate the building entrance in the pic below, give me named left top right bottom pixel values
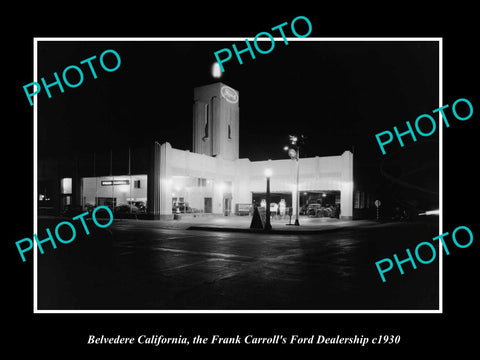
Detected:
left=204, top=197, right=212, bottom=213
left=223, top=197, right=232, bottom=216
left=300, top=190, right=341, bottom=218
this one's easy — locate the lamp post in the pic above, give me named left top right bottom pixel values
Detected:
left=284, top=134, right=305, bottom=226
left=264, top=168, right=272, bottom=231
left=293, top=150, right=300, bottom=226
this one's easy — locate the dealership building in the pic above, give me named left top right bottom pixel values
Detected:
left=39, top=82, right=360, bottom=220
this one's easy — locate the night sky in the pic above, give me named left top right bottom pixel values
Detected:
left=37, top=39, right=440, bottom=209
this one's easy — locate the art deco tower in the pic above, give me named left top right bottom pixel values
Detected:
left=192, top=82, right=239, bottom=161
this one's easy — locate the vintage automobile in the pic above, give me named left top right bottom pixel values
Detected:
left=115, top=204, right=140, bottom=214
left=306, top=203, right=338, bottom=218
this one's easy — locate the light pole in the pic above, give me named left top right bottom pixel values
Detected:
left=293, top=148, right=300, bottom=226
left=284, top=134, right=305, bottom=226
left=264, top=168, right=273, bottom=231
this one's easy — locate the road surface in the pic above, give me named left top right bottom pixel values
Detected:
left=37, top=219, right=440, bottom=310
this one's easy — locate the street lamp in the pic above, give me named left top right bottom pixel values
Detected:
left=264, top=168, right=272, bottom=231
left=284, top=134, right=306, bottom=226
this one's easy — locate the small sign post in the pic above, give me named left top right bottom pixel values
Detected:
left=374, top=200, right=381, bottom=221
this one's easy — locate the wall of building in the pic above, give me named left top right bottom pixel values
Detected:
left=168, top=144, right=237, bottom=214
left=159, top=143, right=354, bottom=218
left=170, top=175, right=215, bottom=212
left=77, top=146, right=354, bottom=219
left=81, top=174, right=147, bottom=208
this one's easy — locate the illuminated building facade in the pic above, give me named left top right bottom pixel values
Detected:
left=39, top=82, right=354, bottom=220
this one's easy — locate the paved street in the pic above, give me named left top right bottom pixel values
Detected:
left=37, top=217, right=440, bottom=310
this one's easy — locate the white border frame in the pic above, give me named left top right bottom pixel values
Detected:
left=33, top=37, right=443, bottom=314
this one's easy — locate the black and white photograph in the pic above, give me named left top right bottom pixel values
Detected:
left=5, top=5, right=479, bottom=357
left=34, top=39, right=441, bottom=311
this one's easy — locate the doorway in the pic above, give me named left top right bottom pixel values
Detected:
left=223, top=197, right=231, bottom=216
left=204, top=197, right=212, bottom=213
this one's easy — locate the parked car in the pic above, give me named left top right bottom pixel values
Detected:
left=61, top=205, right=84, bottom=217
left=306, top=203, right=338, bottom=218
left=130, top=201, right=146, bottom=213
left=84, top=203, right=96, bottom=212
left=306, top=203, right=322, bottom=216
left=115, top=204, right=139, bottom=213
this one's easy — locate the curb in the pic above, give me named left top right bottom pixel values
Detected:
left=186, top=225, right=353, bottom=235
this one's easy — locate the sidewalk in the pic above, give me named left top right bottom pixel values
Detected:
left=39, top=213, right=380, bottom=234
left=181, top=215, right=378, bottom=234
